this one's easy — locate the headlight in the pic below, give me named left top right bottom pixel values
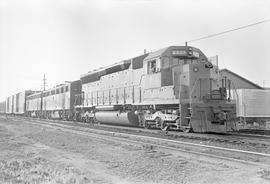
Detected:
left=193, top=67, right=199, bottom=72
left=193, top=51, right=200, bottom=58
left=172, top=109, right=179, bottom=115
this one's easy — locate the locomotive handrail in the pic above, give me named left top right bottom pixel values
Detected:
left=189, top=78, right=200, bottom=120
left=230, top=81, right=242, bottom=122
left=227, top=80, right=240, bottom=131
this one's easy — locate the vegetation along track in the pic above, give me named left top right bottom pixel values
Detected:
left=4, top=116, right=270, bottom=169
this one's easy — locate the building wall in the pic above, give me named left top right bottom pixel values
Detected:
left=220, top=69, right=262, bottom=89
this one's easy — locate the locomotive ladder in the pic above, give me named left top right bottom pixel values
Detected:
left=185, top=79, right=200, bottom=132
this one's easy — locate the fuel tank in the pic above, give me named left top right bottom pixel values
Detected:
left=95, top=111, right=139, bottom=126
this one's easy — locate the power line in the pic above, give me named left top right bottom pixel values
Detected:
left=146, top=19, right=270, bottom=54
left=184, top=19, right=270, bottom=44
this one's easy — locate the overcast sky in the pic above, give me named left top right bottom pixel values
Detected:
left=0, top=0, right=270, bottom=101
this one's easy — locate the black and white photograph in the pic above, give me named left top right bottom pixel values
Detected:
left=0, top=0, right=270, bottom=183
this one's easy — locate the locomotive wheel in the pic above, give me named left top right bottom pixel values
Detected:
left=88, top=117, right=95, bottom=125
left=144, top=121, right=151, bottom=129
left=85, top=116, right=90, bottom=123
left=161, top=122, right=169, bottom=131
left=184, top=127, right=193, bottom=133
left=155, top=117, right=167, bottom=130
left=157, top=118, right=169, bottom=131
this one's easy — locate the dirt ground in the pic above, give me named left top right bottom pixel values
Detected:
left=0, top=118, right=269, bottom=184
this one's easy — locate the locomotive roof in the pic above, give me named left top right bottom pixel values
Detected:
left=144, top=46, right=169, bottom=60
left=82, top=45, right=200, bottom=78
left=80, top=45, right=207, bottom=84
left=80, top=54, right=149, bottom=81
left=81, top=60, right=131, bottom=78
left=26, top=82, right=72, bottom=98
left=27, top=91, right=42, bottom=97
left=45, top=82, right=71, bottom=92
left=144, top=46, right=207, bottom=61
left=80, top=46, right=194, bottom=78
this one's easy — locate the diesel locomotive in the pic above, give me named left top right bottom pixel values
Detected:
left=76, top=46, right=237, bottom=133
left=26, top=81, right=81, bottom=119
left=4, top=45, right=237, bottom=133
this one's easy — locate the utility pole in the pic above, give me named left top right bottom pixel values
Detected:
left=43, top=74, right=46, bottom=91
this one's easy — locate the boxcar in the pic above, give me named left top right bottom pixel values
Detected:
left=5, top=96, right=13, bottom=114
left=230, top=89, right=270, bottom=127
left=6, top=91, right=36, bottom=115
left=0, top=101, right=6, bottom=114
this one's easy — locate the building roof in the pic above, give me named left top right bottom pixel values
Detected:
left=220, top=68, right=263, bottom=89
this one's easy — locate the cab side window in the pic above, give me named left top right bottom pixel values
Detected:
left=148, top=60, right=158, bottom=74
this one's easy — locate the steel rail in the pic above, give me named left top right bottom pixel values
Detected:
left=11, top=116, right=270, bottom=158
left=11, top=116, right=270, bottom=141
left=228, top=132, right=270, bottom=139
left=13, top=118, right=270, bottom=168
left=8, top=117, right=270, bottom=168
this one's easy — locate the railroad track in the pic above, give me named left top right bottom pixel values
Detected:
left=228, top=132, right=270, bottom=140
left=3, top=115, right=270, bottom=148
left=4, top=116, right=270, bottom=169
left=20, top=116, right=270, bottom=140
left=238, top=129, right=270, bottom=136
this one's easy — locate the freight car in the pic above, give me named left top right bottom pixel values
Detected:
left=76, top=45, right=237, bottom=133
left=231, top=89, right=270, bottom=128
left=26, top=81, right=81, bottom=119
left=0, top=101, right=6, bottom=114
left=5, top=90, right=37, bottom=115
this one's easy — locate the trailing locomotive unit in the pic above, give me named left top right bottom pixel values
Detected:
left=79, top=46, right=236, bottom=132
left=26, top=81, right=81, bottom=119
